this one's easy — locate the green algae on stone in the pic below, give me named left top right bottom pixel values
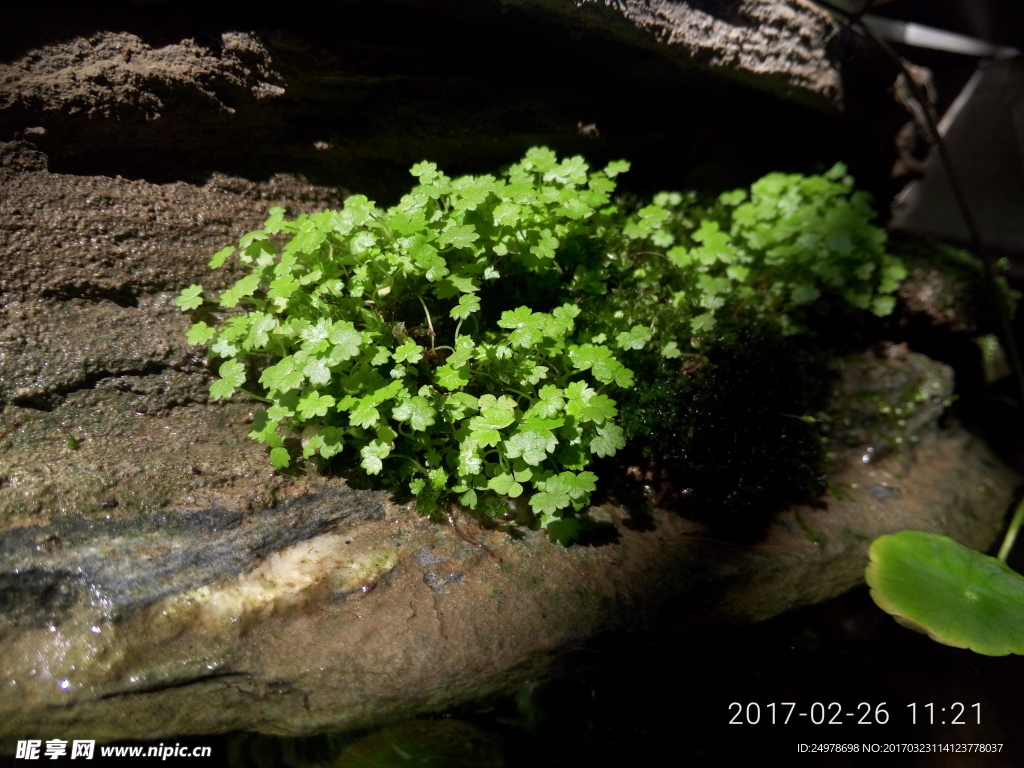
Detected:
left=827, top=345, right=954, bottom=468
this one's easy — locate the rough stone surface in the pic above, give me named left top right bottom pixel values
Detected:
left=0, top=344, right=1016, bottom=743
left=1, top=1, right=911, bottom=198
left=0, top=149, right=345, bottom=306
left=0, top=165, right=345, bottom=409
left=572, top=0, right=842, bottom=103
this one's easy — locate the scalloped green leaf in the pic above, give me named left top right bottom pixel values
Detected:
left=175, top=284, right=205, bottom=311
left=186, top=321, right=216, bottom=346
left=210, top=359, right=246, bottom=400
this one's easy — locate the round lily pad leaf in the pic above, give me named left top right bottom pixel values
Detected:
left=866, top=531, right=1024, bottom=656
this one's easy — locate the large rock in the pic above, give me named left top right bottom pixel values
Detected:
left=0, top=341, right=1016, bottom=743
left=0, top=0, right=912, bottom=196
left=0, top=0, right=1011, bottom=746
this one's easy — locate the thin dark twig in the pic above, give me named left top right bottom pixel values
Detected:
left=447, top=504, right=498, bottom=559
left=817, top=0, right=1024, bottom=406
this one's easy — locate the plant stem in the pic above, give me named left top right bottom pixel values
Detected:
left=997, top=497, right=1024, bottom=563
left=417, top=294, right=436, bottom=351
left=239, top=387, right=273, bottom=404
left=818, top=0, right=1024, bottom=408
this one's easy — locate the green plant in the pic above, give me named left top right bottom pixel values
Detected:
left=177, top=148, right=904, bottom=541
left=579, top=162, right=906, bottom=353
left=867, top=499, right=1024, bottom=656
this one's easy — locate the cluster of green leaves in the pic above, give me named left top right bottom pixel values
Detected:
left=177, top=148, right=904, bottom=542
left=578, top=164, right=908, bottom=354
left=177, top=149, right=640, bottom=541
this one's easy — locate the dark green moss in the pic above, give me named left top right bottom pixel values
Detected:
left=615, top=317, right=830, bottom=540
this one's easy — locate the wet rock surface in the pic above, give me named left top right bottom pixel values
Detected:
left=0, top=345, right=1016, bottom=743
left=0, top=0, right=1015, bottom=747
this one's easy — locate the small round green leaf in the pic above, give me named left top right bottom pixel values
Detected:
left=866, top=531, right=1024, bottom=656
left=269, top=446, right=291, bottom=469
